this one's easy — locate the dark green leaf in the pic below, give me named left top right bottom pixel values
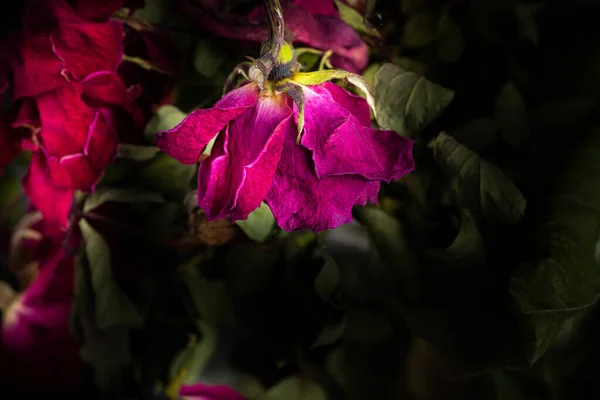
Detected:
left=437, top=10, right=465, bottom=63
left=432, top=132, right=527, bottom=223
left=373, top=63, right=454, bottom=138
left=259, top=376, right=327, bottom=400
left=510, top=134, right=600, bottom=364
left=402, top=12, right=438, bottom=48
left=79, top=219, right=144, bottom=330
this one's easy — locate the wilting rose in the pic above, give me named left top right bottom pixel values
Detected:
left=180, top=0, right=369, bottom=73
left=0, top=212, right=83, bottom=393
left=158, top=79, right=413, bottom=232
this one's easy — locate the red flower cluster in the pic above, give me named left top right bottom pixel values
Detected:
left=0, top=0, right=176, bottom=227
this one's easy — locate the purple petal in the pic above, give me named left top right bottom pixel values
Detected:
left=180, top=383, right=246, bottom=400
left=300, top=85, right=415, bottom=182
left=156, top=83, right=259, bottom=164
left=266, top=124, right=378, bottom=232
left=321, top=82, right=371, bottom=127
left=198, top=94, right=291, bottom=220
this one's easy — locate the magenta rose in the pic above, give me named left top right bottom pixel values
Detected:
left=157, top=79, right=413, bottom=232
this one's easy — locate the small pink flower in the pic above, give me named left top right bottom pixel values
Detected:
left=180, top=384, right=247, bottom=400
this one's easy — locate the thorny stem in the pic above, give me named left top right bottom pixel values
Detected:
left=261, top=0, right=285, bottom=58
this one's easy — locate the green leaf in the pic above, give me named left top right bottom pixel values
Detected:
left=83, top=187, right=165, bottom=213
left=79, top=219, right=144, bottom=330
left=353, top=206, right=420, bottom=298
left=144, top=105, right=188, bottom=143
left=345, top=307, right=394, bottom=342
left=335, top=0, right=381, bottom=37
left=445, top=209, right=485, bottom=267
left=402, top=12, right=438, bottom=48
left=428, top=209, right=486, bottom=269
left=72, top=255, right=132, bottom=392
left=514, top=2, right=545, bottom=46
left=494, top=81, right=529, bottom=148
left=193, top=38, right=225, bottom=78
left=401, top=0, right=430, bottom=15
left=314, top=250, right=341, bottom=306
left=311, top=316, right=347, bottom=348
left=259, top=376, right=327, bottom=400
left=432, top=132, right=527, bottom=223
left=235, top=202, right=276, bottom=242
left=116, top=144, right=161, bottom=161
left=437, top=10, right=465, bottom=63
left=139, top=152, right=196, bottom=198
left=167, top=321, right=218, bottom=396
left=510, top=128, right=600, bottom=362
left=391, top=57, right=427, bottom=76
left=179, top=259, right=234, bottom=328
left=361, top=62, right=382, bottom=91
left=373, top=63, right=454, bottom=138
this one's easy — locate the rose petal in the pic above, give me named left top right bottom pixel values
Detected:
left=73, top=0, right=125, bottom=21
left=300, top=85, right=415, bottom=182
left=22, top=152, right=73, bottom=227
left=180, top=384, right=246, bottom=400
left=11, top=1, right=124, bottom=98
left=198, top=94, right=291, bottom=220
left=266, top=124, right=376, bottom=232
left=356, top=181, right=380, bottom=205
left=10, top=34, right=66, bottom=98
left=53, top=17, right=124, bottom=81
left=37, top=83, right=91, bottom=157
left=85, top=110, right=118, bottom=172
left=82, top=71, right=131, bottom=107
left=156, top=83, right=259, bottom=164
left=321, top=82, right=371, bottom=127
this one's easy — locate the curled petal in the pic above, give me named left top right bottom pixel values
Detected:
left=156, top=83, right=259, bottom=164
left=300, top=85, right=414, bottom=182
left=198, top=93, right=291, bottom=220
left=266, top=125, right=378, bottom=232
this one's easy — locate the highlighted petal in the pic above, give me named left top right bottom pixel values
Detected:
left=266, top=126, right=378, bottom=232
left=198, top=94, right=291, bottom=220
left=300, top=85, right=415, bottom=182
left=156, top=83, right=259, bottom=164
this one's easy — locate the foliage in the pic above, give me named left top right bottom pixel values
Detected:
left=2, top=0, right=600, bottom=399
